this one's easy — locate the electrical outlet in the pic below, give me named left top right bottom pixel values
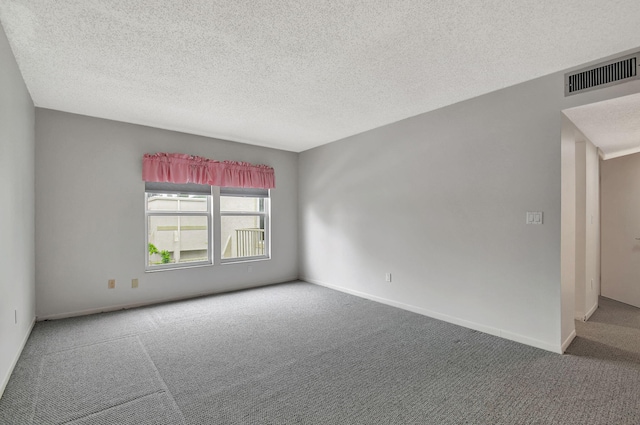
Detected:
left=385, top=273, right=392, bottom=282
left=108, top=279, right=115, bottom=289
left=132, top=278, right=139, bottom=289
left=14, top=310, right=17, bottom=324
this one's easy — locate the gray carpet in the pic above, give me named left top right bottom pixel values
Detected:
left=566, top=296, right=640, bottom=370
left=1, top=282, right=639, bottom=424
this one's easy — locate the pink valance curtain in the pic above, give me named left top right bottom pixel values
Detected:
left=142, top=153, right=275, bottom=189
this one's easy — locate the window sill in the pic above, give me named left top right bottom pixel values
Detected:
left=145, top=256, right=271, bottom=272
left=145, top=262, right=213, bottom=273
left=220, top=256, right=271, bottom=265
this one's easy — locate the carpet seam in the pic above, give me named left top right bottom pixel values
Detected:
left=135, top=335, right=188, bottom=425
left=59, top=390, right=169, bottom=424
left=31, top=336, right=173, bottom=425
left=28, top=355, right=45, bottom=424
left=36, top=333, right=143, bottom=357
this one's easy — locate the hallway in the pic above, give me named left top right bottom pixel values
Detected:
left=567, top=297, right=640, bottom=370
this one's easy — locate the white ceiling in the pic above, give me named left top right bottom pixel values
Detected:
left=1, top=1, right=640, bottom=152
left=564, top=93, right=640, bottom=160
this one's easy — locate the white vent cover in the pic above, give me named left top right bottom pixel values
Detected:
left=565, top=52, right=640, bottom=96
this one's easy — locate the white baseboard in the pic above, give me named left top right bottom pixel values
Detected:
left=575, top=301, right=598, bottom=322
left=561, top=329, right=577, bottom=353
left=584, top=301, right=598, bottom=321
left=0, top=317, right=35, bottom=399
left=302, top=277, right=561, bottom=354
left=37, top=277, right=299, bottom=321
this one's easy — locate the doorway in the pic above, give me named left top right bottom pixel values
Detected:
left=561, top=92, right=640, bottom=353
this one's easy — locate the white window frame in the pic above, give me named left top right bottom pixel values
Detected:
left=145, top=183, right=213, bottom=271
left=220, top=187, right=270, bottom=263
left=144, top=184, right=271, bottom=271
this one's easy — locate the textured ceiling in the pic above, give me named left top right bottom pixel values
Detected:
left=1, top=1, right=640, bottom=152
left=564, top=93, right=640, bottom=160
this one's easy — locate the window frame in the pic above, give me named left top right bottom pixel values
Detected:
left=144, top=185, right=213, bottom=272
left=219, top=188, right=270, bottom=264
left=144, top=184, right=271, bottom=272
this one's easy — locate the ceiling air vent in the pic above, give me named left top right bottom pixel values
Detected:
left=565, top=52, right=640, bottom=96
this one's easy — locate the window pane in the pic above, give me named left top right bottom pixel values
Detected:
left=147, top=193, right=208, bottom=212
left=221, top=215, right=265, bottom=259
left=220, top=196, right=264, bottom=213
left=148, top=215, right=209, bottom=266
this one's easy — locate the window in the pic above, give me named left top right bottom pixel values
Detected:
left=145, top=182, right=212, bottom=270
left=145, top=183, right=270, bottom=270
left=220, top=187, right=270, bottom=261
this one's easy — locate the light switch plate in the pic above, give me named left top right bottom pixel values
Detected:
left=526, top=211, right=543, bottom=225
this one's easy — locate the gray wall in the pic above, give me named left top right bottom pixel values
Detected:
left=601, top=152, right=640, bottom=308
left=299, top=53, right=640, bottom=353
left=35, top=109, right=298, bottom=318
left=0, top=24, right=35, bottom=396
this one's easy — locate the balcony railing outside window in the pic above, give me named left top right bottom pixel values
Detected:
left=235, top=228, right=265, bottom=257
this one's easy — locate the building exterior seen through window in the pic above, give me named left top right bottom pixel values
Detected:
left=145, top=185, right=270, bottom=270
left=220, top=195, right=267, bottom=260
left=146, top=193, right=211, bottom=269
